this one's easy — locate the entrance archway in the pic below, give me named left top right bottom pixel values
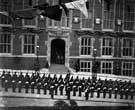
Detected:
left=51, top=39, right=65, bottom=64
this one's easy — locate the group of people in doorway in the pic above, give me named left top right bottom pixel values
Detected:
left=52, top=51, right=64, bottom=64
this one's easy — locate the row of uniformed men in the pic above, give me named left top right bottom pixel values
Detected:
left=0, top=71, right=135, bottom=100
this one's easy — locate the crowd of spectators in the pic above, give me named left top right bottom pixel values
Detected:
left=0, top=71, right=135, bottom=100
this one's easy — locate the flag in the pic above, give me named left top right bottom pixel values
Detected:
left=41, top=5, right=62, bottom=21
left=9, top=8, right=38, bottom=19
left=60, top=4, right=69, bottom=16
left=65, top=0, right=88, bottom=18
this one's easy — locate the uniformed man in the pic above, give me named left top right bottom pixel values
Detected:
left=59, top=83, right=64, bottom=95
left=18, top=72, right=24, bottom=84
left=54, top=82, right=58, bottom=95
left=12, top=72, right=18, bottom=82
left=85, top=88, right=90, bottom=100
left=31, top=81, right=35, bottom=93
left=37, top=82, right=42, bottom=94
left=50, top=85, right=54, bottom=99
left=25, top=81, right=29, bottom=93
left=72, top=85, right=77, bottom=96
left=108, top=87, right=113, bottom=98
left=43, top=82, right=48, bottom=95
left=12, top=80, right=16, bottom=92
left=125, top=88, right=129, bottom=99
left=78, top=85, right=83, bottom=97
left=66, top=86, right=71, bottom=100
left=130, top=88, right=134, bottom=100
left=4, top=80, right=9, bottom=92
left=103, top=85, right=107, bottom=98
left=90, top=86, right=95, bottom=98
left=114, top=86, right=118, bottom=99
left=120, top=88, right=124, bottom=99
left=97, top=86, right=101, bottom=98
left=1, top=71, right=5, bottom=87
left=24, top=73, right=30, bottom=83
left=18, top=80, right=22, bottom=93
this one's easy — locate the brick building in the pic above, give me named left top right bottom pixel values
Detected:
left=0, top=0, right=135, bottom=78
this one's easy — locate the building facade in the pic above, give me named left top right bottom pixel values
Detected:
left=0, top=0, right=135, bottom=78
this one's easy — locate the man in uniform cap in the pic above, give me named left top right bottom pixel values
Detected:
left=120, top=87, right=124, bottom=99
left=31, top=81, right=35, bottom=93
left=78, top=85, right=83, bottom=97
left=1, top=71, right=5, bottom=87
left=72, top=85, right=77, bottom=96
left=130, top=87, right=135, bottom=100
left=18, top=80, right=22, bottom=93
left=125, top=87, right=129, bottom=99
left=85, top=88, right=90, bottom=100
left=50, top=85, right=54, bottom=99
left=59, top=81, right=64, bottom=95
left=90, top=86, right=95, bottom=98
left=43, top=82, right=48, bottom=95
left=66, top=86, right=71, bottom=100
left=25, top=81, right=29, bottom=93
left=18, top=72, right=24, bottom=84
left=4, top=80, right=9, bottom=92
left=108, top=86, right=113, bottom=98
left=97, top=86, right=101, bottom=98
left=37, top=82, right=42, bottom=94
left=12, top=80, right=16, bottom=92
left=114, top=86, right=118, bottom=99
left=103, top=84, right=107, bottom=98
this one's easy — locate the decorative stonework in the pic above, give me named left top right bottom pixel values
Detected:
left=74, top=30, right=135, bottom=38
left=47, top=31, right=71, bottom=67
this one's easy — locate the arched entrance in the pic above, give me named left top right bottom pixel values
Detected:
left=51, top=39, right=65, bottom=64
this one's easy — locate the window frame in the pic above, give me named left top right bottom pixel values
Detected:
left=0, top=32, right=13, bottom=55
left=102, top=0, right=115, bottom=31
left=123, top=0, right=135, bottom=32
left=21, top=33, right=38, bottom=56
left=47, top=0, right=72, bottom=29
left=121, top=38, right=134, bottom=57
left=101, top=37, right=114, bottom=57
left=22, top=0, right=38, bottom=28
left=80, top=0, right=94, bottom=30
left=79, top=36, right=94, bottom=57
left=101, top=61, right=113, bottom=74
left=80, top=60, right=92, bottom=72
left=121, top=62, right=134, bottom=77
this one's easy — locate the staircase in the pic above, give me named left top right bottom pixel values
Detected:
left=49, top=64, right=69, bottom=74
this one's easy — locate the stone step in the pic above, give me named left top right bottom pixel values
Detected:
left=49, top=64, right=68, bottom=74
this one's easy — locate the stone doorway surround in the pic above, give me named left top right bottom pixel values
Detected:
left=45, top=31, right=71, bottom=67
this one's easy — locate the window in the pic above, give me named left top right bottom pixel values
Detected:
left=23, top=19, right=37, bottom=27
left=0, top=33, right=11, bottom=53
left=103, top=0, right=115, bottom=30
left=23, top=0, right=37, bottom=27
left=122, top=38, right=133, bottom=57
left=80, top=61, right=92, bottom=72
left=122, top=62, right=133, bottom=76
left=81, top=0, right=93, bottom=29
left=81, top=37, right=92, bottom=55
left=0, top=15, right=12, bottom=25
left=0, top=0, right=11, bottom=11
left=23, top=34, right=36, bottom=54
left=101, top=61, right=113, bottom=74
left=101, top=37, right=113, bottom=56
left=123, top=0, right=135, bottom=31
left=48, top=0, right=71, bottom=28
